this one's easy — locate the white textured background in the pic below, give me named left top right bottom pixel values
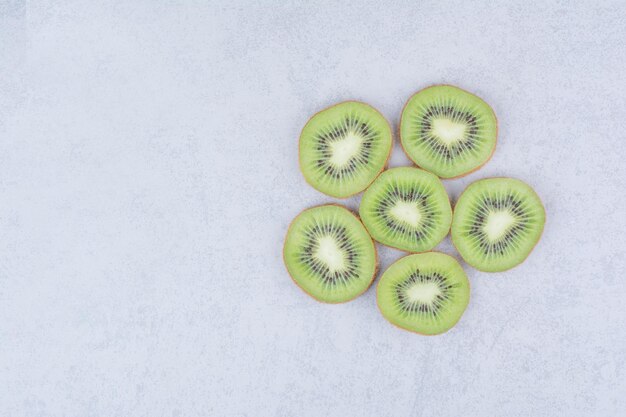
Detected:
left=1, top=1, right=625, bottom=416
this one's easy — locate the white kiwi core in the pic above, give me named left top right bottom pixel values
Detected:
left=329, top=132, right=364, bottom=167
left=483, top=211, right=516, bottom=241
left=406, top=281, right=442, bottom=304
left=431, top=118, right=467, bottom=145
left=390, top=201, right=422, bottom=227
left=314, top=236, right=346, bottom=272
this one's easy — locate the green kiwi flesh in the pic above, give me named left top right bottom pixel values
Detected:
left=359, top=167, right=452, bottom=253
left=400, top=85, right=497, bottom=178
left=300, top=101, right=392, bottom=198
left=377, top=252, right=470, bottom=335
left=283, top=205, right=377, bottom=303
left=451, top=178, right=545, bottom=272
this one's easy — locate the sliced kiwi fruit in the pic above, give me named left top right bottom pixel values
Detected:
left=451, top=178, right=545, bottom=272
left=283, top=204, right=377, bottom=303
left=299, top=101, right=392, bottom=198
left=377, top=252, right=470, bottom=335
left=359, top=167, right=452, bottom=253
left=400, top=85, right=497, bottom=178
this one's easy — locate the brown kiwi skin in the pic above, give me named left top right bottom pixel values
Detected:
left=360, top=166, right=453, bottom=254
left=282, top=203, right=379, bottom=304
left=399, top=84, right=499, bottom=180
left=451, top=177, right=547, bottom=273
left=375, top=251, right=470, bottom=336
left=298, top=101, right=394, bottom=199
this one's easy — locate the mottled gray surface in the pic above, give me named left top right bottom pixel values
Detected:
left=1, top=1, right=625, bottom=416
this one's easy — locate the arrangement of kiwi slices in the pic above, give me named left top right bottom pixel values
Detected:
left=285, top=85, right=545, bottom=336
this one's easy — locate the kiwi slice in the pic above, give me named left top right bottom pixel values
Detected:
left=359, top=167, right=452, bottom=253
left=377, top=252, right=470, bottom=335
left=299, top=101, right=392, bottom=198
left=451, top=178, right=545, bottom=272
left=283, top=204, right=377, bottom=303
left=400, top=85, right=497, bottom=178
